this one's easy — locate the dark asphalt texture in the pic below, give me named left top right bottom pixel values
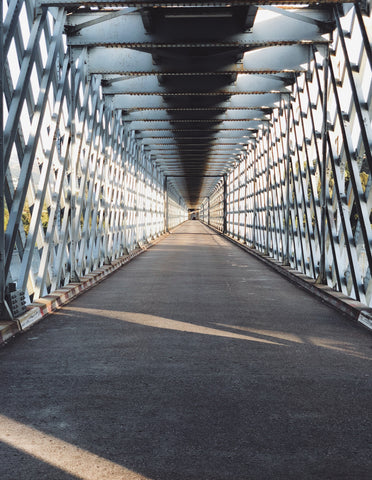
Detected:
left=0, top=221, right=371, bottom=480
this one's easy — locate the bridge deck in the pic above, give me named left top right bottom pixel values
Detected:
left=0, top=221, right=371, bottom=479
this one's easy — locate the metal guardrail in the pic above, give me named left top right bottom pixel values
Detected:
left=0, top=1, right=187, bottom=315
left=201, top=4, right=372, bottom=307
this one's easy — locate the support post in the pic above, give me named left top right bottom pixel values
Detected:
left=164, top=176, right=168, bottom=232
left=207, top=196, right=210, bottom=225
left=103, top=131, right=112, bottom=265
left=265, top=122, right=271, bottom=255
left=244, top=154, right=248, bottom=244
left=233, top=165, right=237, bottom=239
left=0, top=6, right=12, bottom=320
left=122, top=135, right=128, bottom=253
left=69, top=50, right=80, bottom=283
left=134, top=147, right=139, bottom=245
left=283, top=94, right=291, bottom=265
left=253, top=142, right=257, bottom=249
left=223, top=174, right=228, bottom=234
left=317, top=45, right=329, bottom=284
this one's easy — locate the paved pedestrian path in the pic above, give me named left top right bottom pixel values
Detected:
left=0, top=221, right=371, bottom=479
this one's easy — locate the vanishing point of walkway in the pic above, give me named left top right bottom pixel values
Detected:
left=0, top=221, right=371, bottom=479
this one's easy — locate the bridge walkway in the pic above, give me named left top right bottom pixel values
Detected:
left=0, top=221, right=371, bottom=479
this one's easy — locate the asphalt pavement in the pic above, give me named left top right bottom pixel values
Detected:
left=0, top=220, right=371, bottom=480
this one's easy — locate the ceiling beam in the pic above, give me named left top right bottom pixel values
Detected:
left=122, top=109, right=268, bottom=120
left=86, top=45, right=310, bottom=75
left=110, top=93, right=281, bottom=109
left=66, top=10, right=329, bottom=47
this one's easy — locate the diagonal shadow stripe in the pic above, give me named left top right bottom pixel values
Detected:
left=0, top=414, right=151, bottom=480
left=64, top=307, right=285, bottom=346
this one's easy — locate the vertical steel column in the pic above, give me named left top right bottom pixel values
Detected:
left=283, top=95, right=291, bottom=265
left=144, top=153, right=149, bottom=239
left=317, top=46, right=329, bottom=284
left=164, top=176, right=168, bottom=232
left=234, top=164, right=238, bottom=238
left=0, top=3, right=4, bottom=306
left=69, top=50, right=80, bottom=282
left=265, top=122, right=271, bottom=254
left=103, top=115, right=111, bottom=265
left=0, top=5, right=12, bottom=320
left=122, top=131, right=128, bottom=252
left=244, top=154, right=248, bottom=244
left=223, top=173, right=228, bottom=234
left=134, top=145, right=139, bottom=245
left=253, top=142, right=257, bottom=248
left=207, top=197, right=210, bottom=225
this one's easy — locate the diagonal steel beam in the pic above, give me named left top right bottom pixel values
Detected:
left=65, top=7, right=139, bottom=35
left=3, top=9, right=47, bottom=172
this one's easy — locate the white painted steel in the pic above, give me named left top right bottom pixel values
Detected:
left=2, top=0, right=187, bottom=305
left=201, top=4, right=372, bottom=306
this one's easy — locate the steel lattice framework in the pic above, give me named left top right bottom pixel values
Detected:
left=201, top=3, right=372, bottom=305
left=0, top=0, right=188, bottom=315
left=1, top=0, right=372, bottom=318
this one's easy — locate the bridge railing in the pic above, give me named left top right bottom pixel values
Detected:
left=201, top=4, right=372, bottom=307
left=0, top=1, right=187, bottom=308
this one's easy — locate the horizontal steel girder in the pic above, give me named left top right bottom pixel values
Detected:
left=101, top=74, right=290, bottom=95
left=149, top=146, right=243, bottom=151
left=158, top=162, right=238, bottom=165
left=122, top=110, right=268, bottom=121
left=124, top=120, right=262, bottom=129
left=110, top=93, right=281, bottom=109
left=86, top=45, right=310, bottom=75
left=65, top=11, right=329, bottom=47
left=38, top=0, right=345, bottom=6
left=141, top=138, right=249, bottom=144
left=155, top=153, right=242, bottom=157
left=136, top=131, right=253, bottom=138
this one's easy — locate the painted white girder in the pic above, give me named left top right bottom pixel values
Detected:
left=38, top=0, right=344, bottom=5
left=101, top=74, right=291, bottom=95
left=123, top=110, right=268, bottom=121
left=65, top=10, right=330, bottom=47
left=86, top=45, right=310, bottom=75
left=110, top=93, right=281, bottom=109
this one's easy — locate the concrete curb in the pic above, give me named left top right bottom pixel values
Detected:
left=0, top=321, right=21, bottom=345
left=0, top=229, right=173, bottom=346
left=204, top=222, right=372, bottom=333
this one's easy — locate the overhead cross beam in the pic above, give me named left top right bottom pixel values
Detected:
left=38, top=0, right=345, bottom=5
left=110, top=93, right=282, bottom=109
left=65, top=11, right=330, bottom=47
left=101, top=74, right=291, bottom=95
left=85, top=45, right=310, bottom=75
left=58, top=2, right=335, bottom=205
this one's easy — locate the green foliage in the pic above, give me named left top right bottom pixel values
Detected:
left=4, top=201, right=50, bottom=236
left=22, top=201, right=31, bottom=235
left=360, top=171, right=368, bottom=193
left=41, top=207, right=49, bottom=232
left=4, top=206, right=9, bottom=230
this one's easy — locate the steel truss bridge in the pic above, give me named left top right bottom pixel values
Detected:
left=0, top=0, right=372, bottom=318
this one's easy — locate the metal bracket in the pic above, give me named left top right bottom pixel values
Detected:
left=70, top=270, right=80, bottom=284
left=65, top=7, right=139, bottom=35
left=0, top=300, right=14, bottom=322
left=360, top=0, right=371, bottom=15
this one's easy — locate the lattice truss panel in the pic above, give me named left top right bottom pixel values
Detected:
left=201, top=4, right=372, bottom=306
left=1, top=0, right=187, bottom=303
